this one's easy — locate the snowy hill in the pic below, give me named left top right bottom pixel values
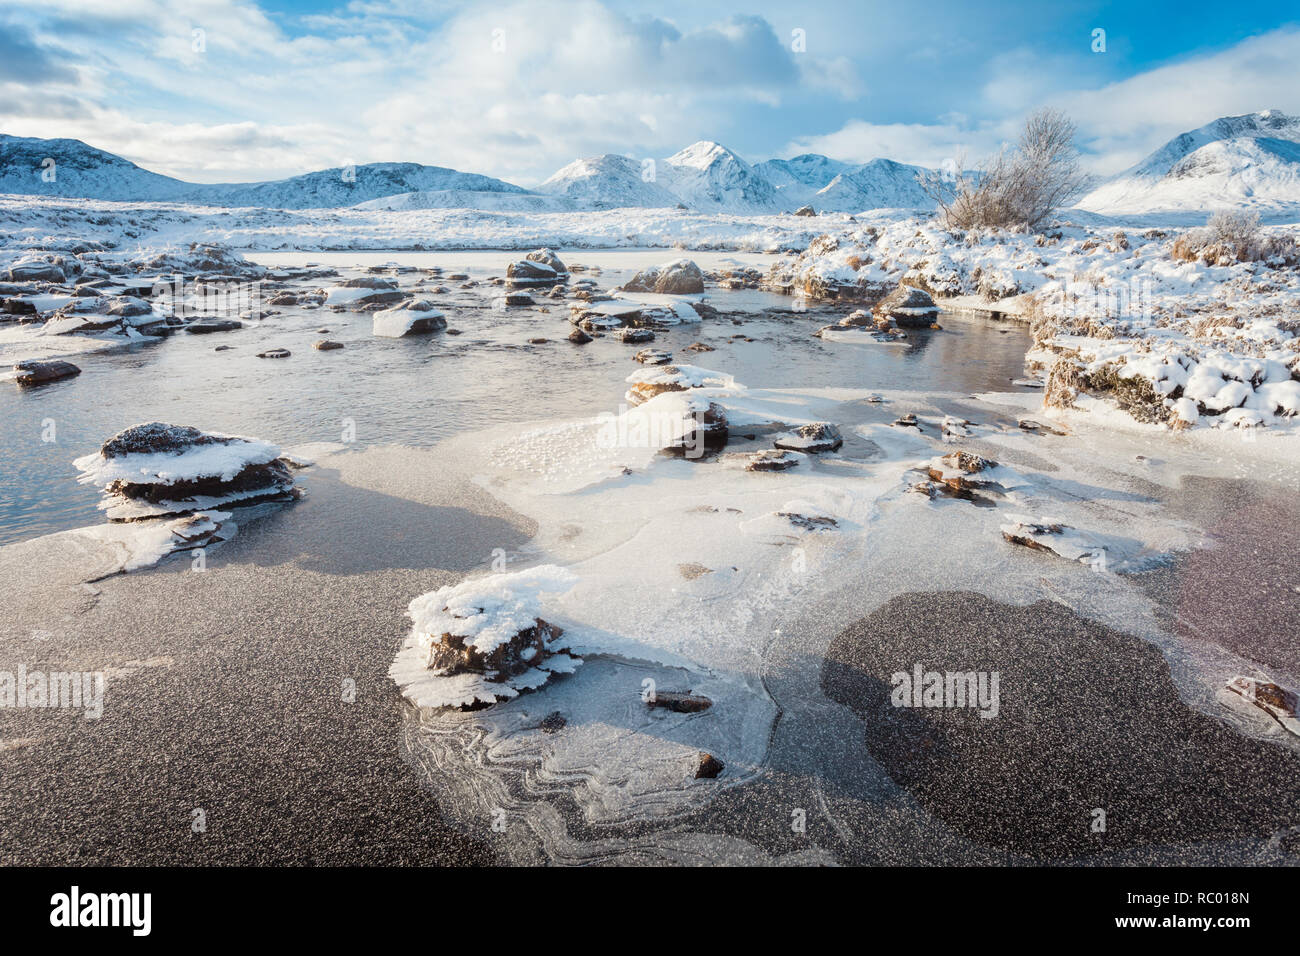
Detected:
left=354, top=189, right=576, bottom=212
left=1079, top=110, right=1300, bottom=218
left=659, top=142, right=784, bottom=213
left=536, top=154, right=681, bottom=208
left=0, top=135, right=194, bottom=201
left=0, top=136, right=529, bottom=209
left=197, top=163, right=528, bottom=209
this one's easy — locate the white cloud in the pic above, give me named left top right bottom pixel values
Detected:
left=782, top=119, right=1007, bottom=169
left=785, top=26, right=1300, bottom=176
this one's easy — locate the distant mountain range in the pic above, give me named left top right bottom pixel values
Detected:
left=0, top=133, right=935, bottom=214
left=4, top=110, right=1300, bottom=218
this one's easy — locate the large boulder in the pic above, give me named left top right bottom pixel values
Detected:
left=506, top=249, right=568, bottom=288
left=875, top=284, right=939, bottom=328
left=6, top=255, right=67, bottom=283
left=621, top=259, right=705, bottom=295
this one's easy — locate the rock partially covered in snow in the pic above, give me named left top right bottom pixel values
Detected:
left=7, top=254, right=67, bottom=283
left=874, top=283, right=938, bottom=328
left=624, top=363, right=737, bottom=406
left=621, top=258, right=705, bottom=295
left=924, top=450, right=996, bottom=496
left=390, top=566, right=581, bottom=709
left=661, top=399, right=729, bottom=458
left=13, top=359, right=81, bottom=387
left=743, top=449, right=803, bottom=472
left=506, top=249, right=568, bottom=288
left=41, top=295, right=169, bottom=336
left=774, top=422, right=843, bottom=453
left=1000, top=515, right=1104, bottom=565
left=324, top=276, right=403, bottom=308
left=1225, top=676, right=1300, bottom=737
left=372, top=299, right=446, bottom=337
left=634, top=348, right=673, bottom=365
left=75, top=422, right=298, bottom=521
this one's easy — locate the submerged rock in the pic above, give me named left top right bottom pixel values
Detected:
left=567, top=328, right=593, bottom=344
left=13, top=359, right=81, bottom=387
left=649, top=691, right=713, bottom=713
left=1226, top=677, right=1300, bottom=737
left=313, top=339, right=344, bottom=351
left=694, top=753, right=725, bottom=779
left=257, top=348, right=291, bottom=359
left=185, top=317, right=243, bottom=334
left=774, top=422, right=843, bottom=453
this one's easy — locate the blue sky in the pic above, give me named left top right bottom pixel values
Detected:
left=3, top=0, right=1299, bottom=185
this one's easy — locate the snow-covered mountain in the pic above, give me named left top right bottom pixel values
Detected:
left=0, top=135, right=528, bottom=209
left=811, top=159, right=933, bottom=212
left=658, top=142, right=784, bottom=213
left=536, top=154, right=681, bottom=208
left=754, top=154, right=851, bottom=205
left=1079, top=110, right=1300, bottom=218
left=537, top=147, right=933, bottom=213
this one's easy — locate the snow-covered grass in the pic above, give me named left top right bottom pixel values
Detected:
left=0, top=193, right=829, bottom=254
left=765, top=216, right=1300, bottom=430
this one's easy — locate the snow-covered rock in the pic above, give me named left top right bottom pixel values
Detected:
left=874, top=283, right=938, bottom=327
left=372, top=299, right=446, bottom=337
left=75, top=422, right=298, bottom=521
left=389, top=566, right=581, bottom=709
left=625, top=363, right=738, bottom=406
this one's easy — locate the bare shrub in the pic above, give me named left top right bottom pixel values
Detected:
left=1208, top=210, right=1261, bottom=252
left=919, top=108, right=1092, bottom=232
left=1172, top=212, right=1300, bottom=265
